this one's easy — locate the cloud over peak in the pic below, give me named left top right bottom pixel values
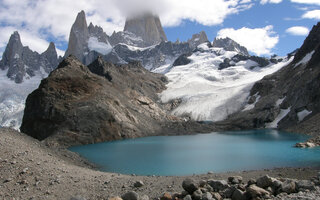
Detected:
left=217, top=26, right=279, bottom=56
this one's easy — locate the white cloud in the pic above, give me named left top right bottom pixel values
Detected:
left=217, top=26, right=279, bottom=56
left=302, top=9, right=320, bottom=19
left=286, top=26, right=309, bottom=36
left=260, top=0, right=282, bottom=5
left=291, top=0, right=320, bottom=5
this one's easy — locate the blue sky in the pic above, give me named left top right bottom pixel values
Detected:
left=0, top=0, right=319, bottom=58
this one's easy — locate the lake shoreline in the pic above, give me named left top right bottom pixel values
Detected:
left=1, top=128, right=320, bottom=199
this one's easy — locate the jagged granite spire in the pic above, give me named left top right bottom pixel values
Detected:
left=0, top=31, right=23, bottom=71
left=187, top=31, right=209, bottom=49
left=41, top=42, right=59, bottom=72
left=64, top=10, right=89, bottom=62
left=0, top=31, right=59, bottom=83
left=212, top=37, right=249, bottom=56
left=124, top=13, right=167, bottom=46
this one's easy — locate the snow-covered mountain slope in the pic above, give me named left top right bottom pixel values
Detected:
left=0, top=69, right=47, bottom=130
left=159, top=44, right=292, bottom=122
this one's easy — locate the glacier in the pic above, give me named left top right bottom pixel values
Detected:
left=0, top=69, right=46, bottom=130
left=159, top=44, right=293, bottom=122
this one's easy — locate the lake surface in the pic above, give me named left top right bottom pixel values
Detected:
left=69, top=130, right=320, bottom=176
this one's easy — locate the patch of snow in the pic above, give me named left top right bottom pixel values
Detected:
left=160, top=48, right=293, bottom=122
left=0, top=68, right=44, bottom=130
left=197, top=43, right=210, bottom=51
left=194, top=38, right=200, bottom=41
left=119, top=43, right=156, bottom=52
left=243, top=93, right=261, bottom=111
left=276, top=97, right=286, bottom=107
left=265, top=107, right=291, bottom=128
left=88, top=37, right=112, bottom=55
left=294, top=50, right=315, bottom=68
left=14, top=53, right=20, bottom=59
left=297, top=109, right=312, bottom=122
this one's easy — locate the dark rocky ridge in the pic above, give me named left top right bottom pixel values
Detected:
left=20, top=56, right=217, bottom=146
left=221, top=22, right=320, bottom=135
left=0, top=31, right=59, bottom=83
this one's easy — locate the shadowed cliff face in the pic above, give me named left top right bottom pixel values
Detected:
left=222, top=22, right=320, bottom=135
left=20, top=56, right=172, bottom=146
left=124, top=13, right=167, bottom=46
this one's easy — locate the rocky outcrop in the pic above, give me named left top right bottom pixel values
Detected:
left=123, top=13, right=167, bottom=47
left=222, top=22, right=320, bottom=135
left=20, top=56, right=215, bottom=146
left=212, top=37, right=249, bottom=56
left=0, top=31, right=59, bottom=83
left=187, top=31, right=209, bottom=50
left=64, top=10, right=90, bottom=63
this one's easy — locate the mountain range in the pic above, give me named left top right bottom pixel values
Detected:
left=0, top=10, right=319, bottom=143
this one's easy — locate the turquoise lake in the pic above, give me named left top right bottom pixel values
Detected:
left=69, top=130, right=320, bottom=176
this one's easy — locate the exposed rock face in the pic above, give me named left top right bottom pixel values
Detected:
left=212, top=37, right=249, bottom=56
left=108, top=41, right=191, bottom=70
left=0, top=31, right=59, bottom=83
left=222, top=22, right=320, bottom=135
left=64, top=10, right=89, bottom=63
left=187, top=31, right=209, bottom=50
left=123, top=13, right=167, bottom=47
left=20, top=56, right=170, bottom=145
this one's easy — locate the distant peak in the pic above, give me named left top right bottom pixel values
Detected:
left=213, top=37, right=249, bottom=56
left=48, top=42, right=55, bottom=49
left=9, top=31, right=22, bottom=43
left=73, top=10, right=88, bottom=30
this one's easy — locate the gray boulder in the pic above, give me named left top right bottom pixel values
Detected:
left=182, top=178, right=198, bottom=194
left=122, top=191, right=139, bottom=200
left=231, top=189, right=246, bottom=200
left=192, top=189, right=202, bottom=200
left=207, top=180, right=229, bottom=192
left=256, top=175, right=274, bottom=188
left=281, top=180, right=296, bottom=194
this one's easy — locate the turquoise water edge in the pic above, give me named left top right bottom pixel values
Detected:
left=69, top=129, right=320, bottom=176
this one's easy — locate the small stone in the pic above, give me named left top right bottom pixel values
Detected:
left=11, top=160, right=17, bottom=164
left=108, top=196, right=123, bottom=200
left=232, top=189, right=245, bottom=200
left=122, top=191, right=139, bottom=200
left=246, top=185, right=270, bottom=198
left=192, top=189, right=202, bottom=200
left=4, top=178, right=13, bottom=183
left=296, top=180, right=316, bottom=191
left=256, top=175, right=274, bottom=188
left=247, top=178, right=256, bottom=186
left=281, top=180, right=296, bottom=194
left=160, top=192, right=172, bottom=200
left=18, top=180, right=28, bottom=185
left=140, top=195, right=149, bottom=200
left=201, top=192, right=212, bottom=200
left=211, top=192, right=222, bottom=200
left=183, top=195, right=192, bottom=200
left=228, top=176, right=243, bottom=184
left=199, top=180, right=207, bottom=187
left=207, top=180, right=229, bottom=192
left=70, top=196, right=87, bottom=200
left=182, top=178, right=198, bottom=194
left=133, top=180, right=144, bottom=188
left=208, top=171, right=214, bottom=174
left=20, top=168, right=28, bottom=174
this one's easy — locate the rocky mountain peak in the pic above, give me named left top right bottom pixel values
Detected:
left=0, top=31, right=23, bottom=70
left=187, top=31, right=209, bottom=49
left=123, top=13, right=167, bottom=47
left=41, top=42, right=59, bottom=70
left=64, top=10, right=89, bottom=62
left=293, top=22, right=320, bottom=65
left=213, top=37, right=249, bottom=56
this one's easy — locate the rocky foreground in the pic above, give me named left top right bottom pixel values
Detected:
left=1, top=128, right=320, bottom=200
